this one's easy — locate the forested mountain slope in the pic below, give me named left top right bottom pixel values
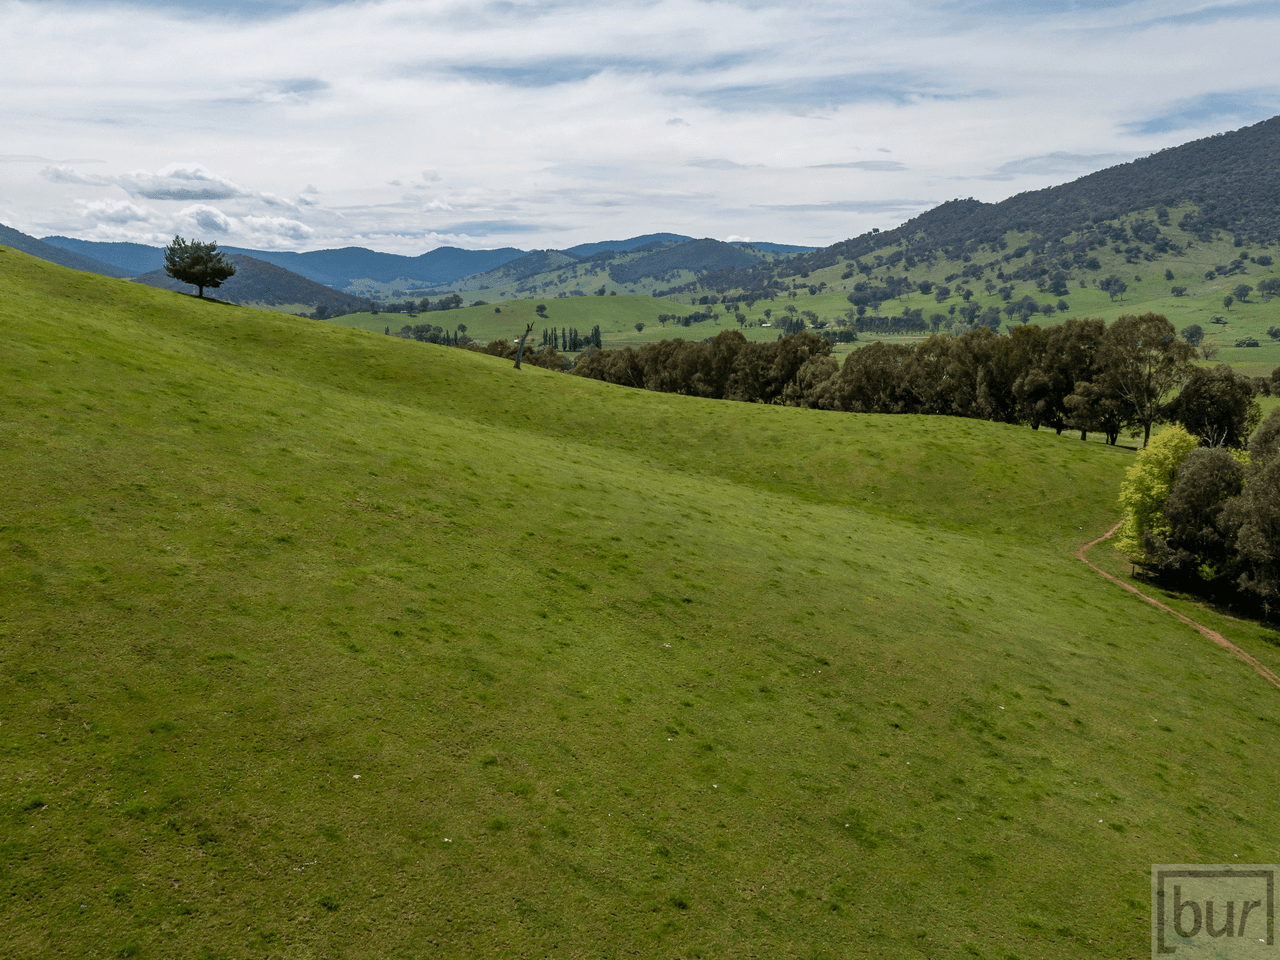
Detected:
left=710, top=115, right=1280, bottom=295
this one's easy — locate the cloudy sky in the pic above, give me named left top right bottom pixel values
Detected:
left=2, top=0, right=1278, bottom=254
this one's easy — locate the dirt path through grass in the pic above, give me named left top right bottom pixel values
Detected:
left=1078, top=522, right=1280, bottom=694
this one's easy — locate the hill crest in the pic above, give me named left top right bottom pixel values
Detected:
left=133, top=253, right=373, bottom=314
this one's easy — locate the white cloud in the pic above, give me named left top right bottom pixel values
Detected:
left=808, top=160, right=908, bottom=172
left=686, top=159, right=765, bottom=170
left=2, top=0, right=1278, bottom=251
left=78, top=199, right=156, bottom=224
left=239, top=215, right=315, bottom=242
left=43, top=165, right=110, bottom=186
left=179, top=204, right=234, bottom=233
left=117, top=164, right=250, bottom=201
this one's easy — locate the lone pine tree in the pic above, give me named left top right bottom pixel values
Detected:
left=163, top=235, right=236, bottom=298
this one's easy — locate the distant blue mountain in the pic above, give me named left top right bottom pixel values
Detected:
left=3, top=227, right=129, bottom=278
left=41, top=237, right=528, bottom=288
left=219, top=246, right=528, bottom=287
left=730, top=241, right=817, bottom=254
left=41, top=238, right=165, bottom=275
left=566, top=234, right=694, bottom=257
left=38, top=232, right=808, bottom=290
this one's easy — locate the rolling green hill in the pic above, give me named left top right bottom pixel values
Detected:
left=5, top=246, right=1280, bottom=958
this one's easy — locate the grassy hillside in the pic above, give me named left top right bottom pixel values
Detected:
left=5, top=246, right=1280, bottom=959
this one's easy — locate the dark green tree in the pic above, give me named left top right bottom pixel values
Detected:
left=1222, top=460, right=1280, bottom=611
left=1248, top=406, right=1280, bottom=467
left=163, top=235, right=235, bottom=298
left=1181, top=323, right=1204, bottom=346
left=1165, top=365, right=1260, bottom=448
left=1145, top=447, right=1247, bottom=578
left=1065, top=380, right=1127, bottom=445
left=1100, top=275, right=1128, bottom=301
left=1097, top=312, right=1196, bottom=446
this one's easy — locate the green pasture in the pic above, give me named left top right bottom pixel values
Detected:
left=6, top=246, right=1280, bottom=958
left=328, top=294, right=787, bottom=350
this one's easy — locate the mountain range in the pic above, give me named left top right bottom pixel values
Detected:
left=37, top=232, right=816, bottom=293
left=7, top=114, right=1280, bottom=314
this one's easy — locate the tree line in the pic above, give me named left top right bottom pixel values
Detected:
left=1117, top=414, right=1280, bottom=617
left=541, top=326, right=602, bottom=351
left=571, top=314, right=1264, bottom=448
left=375, top=293, right=464, bottom=316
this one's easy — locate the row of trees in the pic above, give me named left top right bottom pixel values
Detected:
left=540, top=326, right=603, bottom=351
left=376, top=293, right=464, bottom=316
left=396, top=323, right=472, bottom=346
left=572, top=314, right=1258, bottom=448
left=1118, top=416, right=1280, bottom=614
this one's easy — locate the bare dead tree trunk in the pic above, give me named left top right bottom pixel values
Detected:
left=514, top=323, right=535, bottom=369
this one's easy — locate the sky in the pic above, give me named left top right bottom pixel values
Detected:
left=2, top=0, right=1279, bottom=255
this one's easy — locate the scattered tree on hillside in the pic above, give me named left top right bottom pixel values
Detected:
left=635, top=322, right=645, bottom=333
left=1100, top=274, right=1128, bottom=301
left=1181, top=323, right=1204, bottom=347
left=1224, top=295, right=1234, bottom=310
left=163, top=235, right=235, bottom=299
left=1234, top=283, right=1253, bottom=302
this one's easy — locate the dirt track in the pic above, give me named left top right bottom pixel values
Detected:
left=1078, top=522, right=1280, bottom=694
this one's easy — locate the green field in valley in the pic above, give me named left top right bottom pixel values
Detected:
left=5, top=246, right=1280, bottom=958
